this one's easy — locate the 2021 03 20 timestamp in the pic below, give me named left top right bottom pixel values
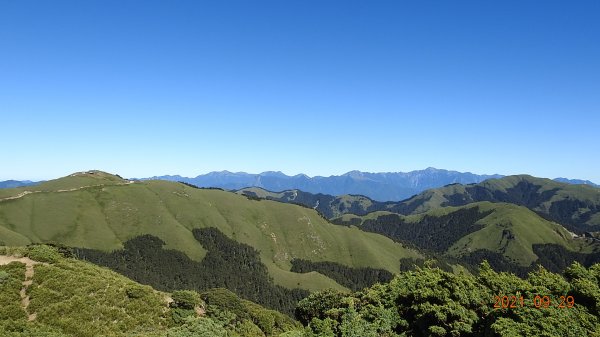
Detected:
left=493, top=295, right=575, bottom=309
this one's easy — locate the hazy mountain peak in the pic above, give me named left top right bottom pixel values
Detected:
left=260, top=171, right=287, bottom=177
left=0, top=179, right=39, bottom=189
left=554, top=177, right=598, bottom=187
left=342, top=170, right=365, bottom=178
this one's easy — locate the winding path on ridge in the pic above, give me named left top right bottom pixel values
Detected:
left=0, top=255, right=48, bottom=321
left=0, top=180, right=135, bottom=202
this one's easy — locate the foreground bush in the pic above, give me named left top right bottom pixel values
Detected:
left=296, top=262, right=600, bottom=336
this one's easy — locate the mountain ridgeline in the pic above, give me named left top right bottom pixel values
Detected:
left=0, top=180, right=39, bottom=189
left=143, top=168, right=503, bottom=201
left=239, top=175, right=600, bottom=235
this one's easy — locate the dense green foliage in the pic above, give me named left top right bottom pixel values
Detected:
left=0, top=262, right=27, bottom=329
left=290, top=259, right=393, bottom=291
left=295, top=262, right=600, bottom=336
left=74, top=228, right=309, bottom=315
left=201, top=288, right=299, bottom=335
left=171, top=290, right=203, bottom=310
left=533, top=244, right=600, bottom=273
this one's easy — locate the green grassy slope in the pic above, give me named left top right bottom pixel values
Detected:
left=0, top=171, right=420, bottom=292
left=0, top=245, right=298, bottom=337
left=334, top=202, right=598, bottom=268
left=397, top=175, right=600, bottom=233
left=445, top=202, right=582, bottom=266
left=237, top=187, right=377, bottom=219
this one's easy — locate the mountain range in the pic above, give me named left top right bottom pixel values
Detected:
left=141, top=168, right=502, bottom=201
left=0, top=180, right=39, bottom=189
left=3, top=169, right=597, bottom=203
left=141, top=168, right=597, bottom=201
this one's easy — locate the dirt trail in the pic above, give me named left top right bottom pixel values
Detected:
left=0, top=255, right=47, bottom=321
left=0, top=181, right=135, bottom=202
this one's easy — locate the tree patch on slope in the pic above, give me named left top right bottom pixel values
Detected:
left=73, top=227, right=309, bottom=316
left=361, top=206, right=493, bottom=253
left=290, top=259, right=393, bottom=291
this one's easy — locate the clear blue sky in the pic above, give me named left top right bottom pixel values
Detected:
left=1, top=1, right=599, bottom=182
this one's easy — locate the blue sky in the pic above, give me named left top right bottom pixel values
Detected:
left=1, top=1, right=599, bottom=182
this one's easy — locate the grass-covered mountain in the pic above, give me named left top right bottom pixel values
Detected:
left=396, top=175, right=600, bottom=234
left=0, top=171, right=420, bottom=314
left=236, top=187, right=379, bottom=219
left=238, top=179, right=600, bottom=276
left=144, top=168, right=503, bottom=201
left=333, top=202, right=600, bottom=276
left=0, top=245, right=299, bottom=337
left=240, top=175, right=600, bottom=236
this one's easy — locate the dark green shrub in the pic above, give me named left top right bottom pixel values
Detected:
left=171, top=308, right=196, bottom=325
left=172, top=290, right=202, bottom=310
left=201, top=288, right=246, bottom=319
left=126, top=286, right=148, bottom=299
left=166, top=316, right=227, bottom=337
left=296, top=289, right=346, bottom=325
left=0, top=271, right=9, bottom=284
left=26, top=245, right=61, bottom=263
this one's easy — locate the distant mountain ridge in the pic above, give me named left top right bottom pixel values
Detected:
left=554, top=177, right=599, bottom=186
left=0, top=180, right=39, bottom=189
left=142, top=168, right=504, bottom=201
left=141, top=168, right=598, bottom=201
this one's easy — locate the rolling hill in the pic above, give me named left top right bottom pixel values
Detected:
left=395, top=175, right=600, bottom=234
left=0, top=171, right=420, bottom=313
left=333, top=201, right=600, bottom=275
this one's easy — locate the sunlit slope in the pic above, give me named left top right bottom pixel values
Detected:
left=0, top=171, right=420, bottom=290
left=0, top=245, right=298, bottom=337
left=444, top=202, right=583, bottom=266
left=334, top=201, right=592, bottom=267
left=0, top=248, right=169, bottom=337
left=398, top=175, right=600, bottom=233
